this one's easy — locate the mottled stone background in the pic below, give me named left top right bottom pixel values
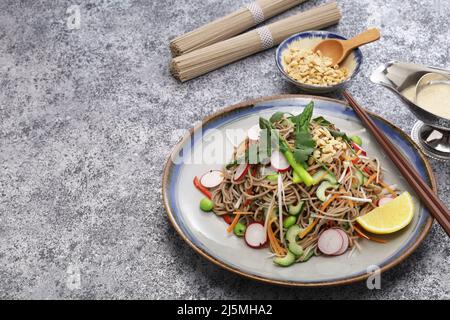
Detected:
left=0, top=0, right=449, bottom=299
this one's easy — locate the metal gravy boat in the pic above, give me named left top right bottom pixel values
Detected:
left=370, top=61, right=450, bottom=160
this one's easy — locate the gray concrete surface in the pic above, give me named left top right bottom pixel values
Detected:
left=0, top=0, right=449, bottom=299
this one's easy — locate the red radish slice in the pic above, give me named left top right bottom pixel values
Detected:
left=378, top=196, right=394, bottom=207
left=244, top=222, right=267, bottom=248
left=351, top=142, right=367, bottom=156
left=270, top=150, right=290, bottom=172
left=247, top=124, right=261, bottom=142
left=318, top=229, right=344, bottom=255
left=333, top=229, right=349, bottom=256
left=234, top=163, right=249, bottom=181
left=200, top=170, right=224, bottom=188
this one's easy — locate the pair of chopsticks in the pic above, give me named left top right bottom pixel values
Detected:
left=343, top=90, right=450, bottom=238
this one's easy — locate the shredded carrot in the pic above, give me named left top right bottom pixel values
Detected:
left=298, top=194, right=339, bottom=240
left=268, top=219, right=286, bottom=255
left=193, top=176, right=212, bottom=199
left=300, top=219, right=318, bottom=239
left=347, top=199, right=354, bottom=209
left=232, top=211, right=255, bottom=215
left=379, top=181, right=397, bottom=197
left=227, top=214, right=241, bottom=233
left=354, top=225, right=387, bottom=244
left=267, top=228, right=281, bottom=255
left=320, top=194, right=339, bottom=211
left=365, top=173, right=377, bottom=186
left=267, top=224, right=279, bottom=254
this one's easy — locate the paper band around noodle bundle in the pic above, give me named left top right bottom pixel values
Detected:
left=246, top=2, right=265, bottom=25
left=256, top=26, right=274, bottom=50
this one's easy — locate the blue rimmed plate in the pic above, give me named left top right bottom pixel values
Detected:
left=276, top=31, right=363, bottom=93
left=162, top=95, right=435, bottom=287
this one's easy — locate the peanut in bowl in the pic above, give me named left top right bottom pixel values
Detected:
left=275, top=31, right=363, bottom=93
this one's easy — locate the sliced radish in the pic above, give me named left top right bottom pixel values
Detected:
left=351, top=142, right=367, bottom=156
left=378, top=196, right=394, bottom=207
left=318, top=229, right=344, bottom=255
left=234, top=163, right=249, bottom=181
left=333, top=229, right=349, bottom=256
left=200, top=170, right=224, bottom=188
left=244, top=222, right=267, bottom=248
left=247, top=124, right=261, bottom=142
left=270, top=150, right=290, bottom=172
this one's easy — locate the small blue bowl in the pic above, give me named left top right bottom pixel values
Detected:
left=276, top=31, right=363, bottom=93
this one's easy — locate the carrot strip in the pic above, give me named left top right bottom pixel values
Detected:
left=267, top=227, right=280, bottom=255
left=321, top=194, right=339, bottom=211
left=379, top=181, right=397, bottom=197
left=347, top=199, right=354, bottom=209
left=193, top=176, right=212, bottom=199
left=232, top=211, right=255, bottom=215
left=227, top=214, right=241, bottom=233
left=268, top=219, right=285, bottom=255
left=354, top=225, right=387, bottom=244
left=299, top=219, right=318, bottom=239
left=365, top=173, right=377, bottom=186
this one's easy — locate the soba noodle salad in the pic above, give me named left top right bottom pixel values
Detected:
left=193, top=101, right=404, bottom=267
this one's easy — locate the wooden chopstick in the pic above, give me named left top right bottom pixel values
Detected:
left=343, top=90, right=450, bottom=238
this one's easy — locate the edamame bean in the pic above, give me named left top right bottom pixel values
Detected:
left=199, top=198, right=214, bottom=212
left=233, top=222, right=246, bottom=237
left=283, top=216, right=297, bottom=229
left=350, top=135, right=363, bottom=146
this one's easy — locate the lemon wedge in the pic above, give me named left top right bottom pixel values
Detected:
left=356, top=192, right=414, bottom=234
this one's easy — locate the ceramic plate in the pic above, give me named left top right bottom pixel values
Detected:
left=162, top=95, right=435, bottom=287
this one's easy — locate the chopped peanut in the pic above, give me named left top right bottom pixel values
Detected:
left=283, top=48, right=350, bottom=86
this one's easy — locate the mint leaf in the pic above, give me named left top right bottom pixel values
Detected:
left=293, top=146, right=315, bottom=163
left=269, top=112, right=285, bottom=123
left=329, top=129, right=351, bottom=142
left=313, top=116, right=333, bottom=126
left=295, top=131, right=315, bottom=149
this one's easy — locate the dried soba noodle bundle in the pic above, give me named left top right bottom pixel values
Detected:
left=171, top=2, right=341, bottom=82
left=170, top=0, right=309, bottom=57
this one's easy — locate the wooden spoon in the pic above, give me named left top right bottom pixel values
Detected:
left=313, top=28, right=381, bottom=65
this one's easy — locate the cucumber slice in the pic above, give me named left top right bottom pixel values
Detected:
left=286, top=225, right=301, bottom=243
left=288, top=242, right=303, bottom=257
left=288, top=202, right=304, bottom=216
left=273, top=250, right=296, bottom=267
left=316, top=181, right=339, bottom=202
left=300, top=249, right=315, bottom=262
left=352, top=169, right=364, bottom=188
left=286, top=225, right=303, bottom=256
left=312, top=169, right=338, bottom=185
